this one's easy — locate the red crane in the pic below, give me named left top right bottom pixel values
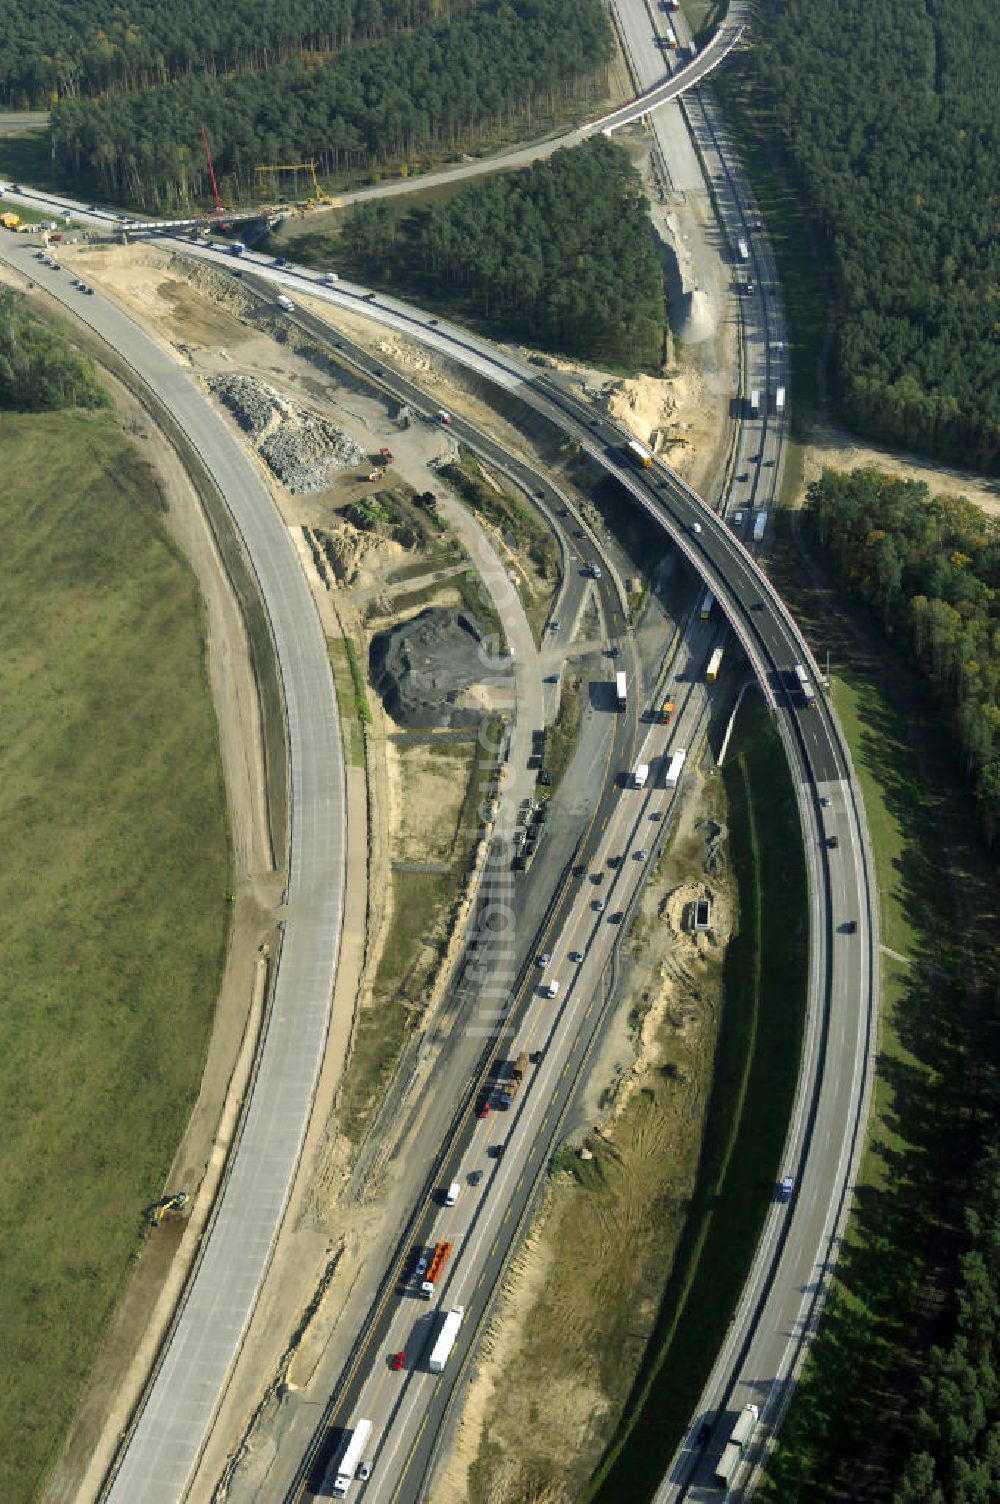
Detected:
left=200, top=125, right=227, bottom=224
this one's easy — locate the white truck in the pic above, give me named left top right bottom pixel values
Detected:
left=615, top=671, right=627, bottom=711
left=753, top=511, right=768, bottom=543
left=327, top=1417, right=373, bottom=1498
left=737, top=236, right=749, bottom=261
left=774, top=385, right=786, bottom=414
left=633, top=762, right=650, bottom=789
left=714, top=1403, right=759, bottom=1486
left=429, top=1306, right=464, bottom=1373
left=276, top=293, right=295, bottom=312
left=748, top=390, right=761, bottom=417
left=665, top=749, right=687, bottom=788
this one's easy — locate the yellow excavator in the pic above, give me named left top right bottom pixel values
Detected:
left=149, top=1191, right=189, bottom=1227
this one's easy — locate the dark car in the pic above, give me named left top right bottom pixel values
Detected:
left=489, top=1143, right=505, bottom=1159
left=274, top=256, right=289, bottom=267
left=696, top=1422, right=712, bottom=1446
left=827, top=834, right=840, bottom=849
left=537, top=770, right=553, bottom=786
left=608, top=910, right=624, bottom=924
left=842, top=919, right=858, bottom=934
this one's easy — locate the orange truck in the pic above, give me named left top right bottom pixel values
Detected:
left=420, top=1240, right=453, bottom=1299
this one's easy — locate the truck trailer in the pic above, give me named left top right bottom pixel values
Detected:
left=753, top=511, right=768, bottom=543
left=713, top=1403, right=759, bottom=1486
left=420, top=1240, right=453, bottom=1299
left=429, top=1306, right=464, bottom=1373
left=665, top=748, right=686, bottom=788
left=748, top=390, right=761, bottom=418
left=615, top=671, right=627, bottom=711
left=326, top=1417, right=373, bottom=1498
left=774, top=385, right=786, bottom=414
left=706, top=646, right=724, bottom=683
left=499, top=1051, right=529, bottom=1108
left=625, top=438, right=654, bottom=468
left=737, top=237, right=750, bottom=262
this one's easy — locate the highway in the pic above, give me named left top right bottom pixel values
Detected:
left=1, top=24, right=877, bottom=1494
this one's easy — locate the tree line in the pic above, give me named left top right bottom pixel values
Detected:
left=0, top=290, right=108, bottom=410
left=753, top=0, right=1000, bottom=472
left=894, top=1140, right=1000, bottom=1504
left=807, top=467, right=1000, bottom=841
left=0, top=0, right=483, bottom=106
left=338, top=137, right=665, bottom=369
left=47, top=0, right=613, bottom=212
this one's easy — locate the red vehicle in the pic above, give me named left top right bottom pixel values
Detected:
left=390, top=1350, right=406, bottom=1371
left=379, top=446, right=394, bottom=463
left=477, top=1100, right=491, bottom=1119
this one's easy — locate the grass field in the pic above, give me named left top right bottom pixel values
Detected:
left=588, top=698, right=808, bottom=1501
left=338, top=723, right=500, bottom=1143
left=0, top=410, right=229, bottom=1501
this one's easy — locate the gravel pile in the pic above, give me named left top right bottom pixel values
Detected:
left=370, top=607, right=511, bottom=729
left=206, top=372, right=364, bottom=493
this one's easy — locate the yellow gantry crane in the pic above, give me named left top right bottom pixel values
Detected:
left=256, top=160, right=330, bottom=206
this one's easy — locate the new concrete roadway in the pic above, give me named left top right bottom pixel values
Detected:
left=0, top=243, right=348, bottom=1504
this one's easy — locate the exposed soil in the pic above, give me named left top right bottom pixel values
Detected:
left=440, top=776, right=734, bottom=1503
left=800, top=421, right=1000, bottom=517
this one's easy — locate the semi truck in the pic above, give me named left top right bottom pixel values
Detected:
left=737, top=236, right=750, bottom=261
left=706, top=646, right=724, bottom=683
left=713, top=1403, right=759, bottom=1487
left=748, top=390, right=761, bottom=417
left=663, top=23, right=677, bottom=48
left=420, top=1240, right=453, bottom=1299
left=700, top=590, right=714, bottom=623
left=615, top=671, right=627, bottom=711
left=429, top=1306, right=464, bottom=1373
left=326, top=1417, right=373, bottom=1498
left=753, top=511, right=768, bottom=543
left=774, top=385, right=786, bottom=414
left=498, top=1051, right=529, bottom=1108
left=794, top=661, right=817, bottom=708
left=658, top=699, right=675, bottom=725
left=665, top=748, right=686, bottom=788
left=625, top=437, right=654, bottom=468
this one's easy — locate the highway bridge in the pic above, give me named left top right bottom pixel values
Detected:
left=0, top=10, right=876, bottom=1486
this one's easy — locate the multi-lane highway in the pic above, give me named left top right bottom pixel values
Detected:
left=1, top=26, right=877, bottom=1494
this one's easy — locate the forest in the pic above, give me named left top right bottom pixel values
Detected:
left=754, top=0, right=1000, bottom=471
left=893, top=1140, right=1000, bottom=1504
left=338, top=137, right=666, bottom=369
left=0, top=290, right=108, bottom=410
left=806, top=468, right=1000, bottom=841
left=0, top=0, right=485, bottom=106
left=46, top=0, right=613, bottom=210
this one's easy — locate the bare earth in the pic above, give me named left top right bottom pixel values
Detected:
left=800, top=421, right=1000, bottom=516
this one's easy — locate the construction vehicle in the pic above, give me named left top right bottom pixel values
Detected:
left=498, top=1051, right=530, bottom=1108
left=149, top=1191, right=189, bottom=1226
left=379, top=447, right=394, bottom=464
left=420, top=1240, right=453, bottom=1299
left=366, top=468, right=384, bottom=481
left=256, top=159, right=330, bottom=206
left=1, top=211, right=20, bottom=229
left=658, top=699, right=675, bottom=725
